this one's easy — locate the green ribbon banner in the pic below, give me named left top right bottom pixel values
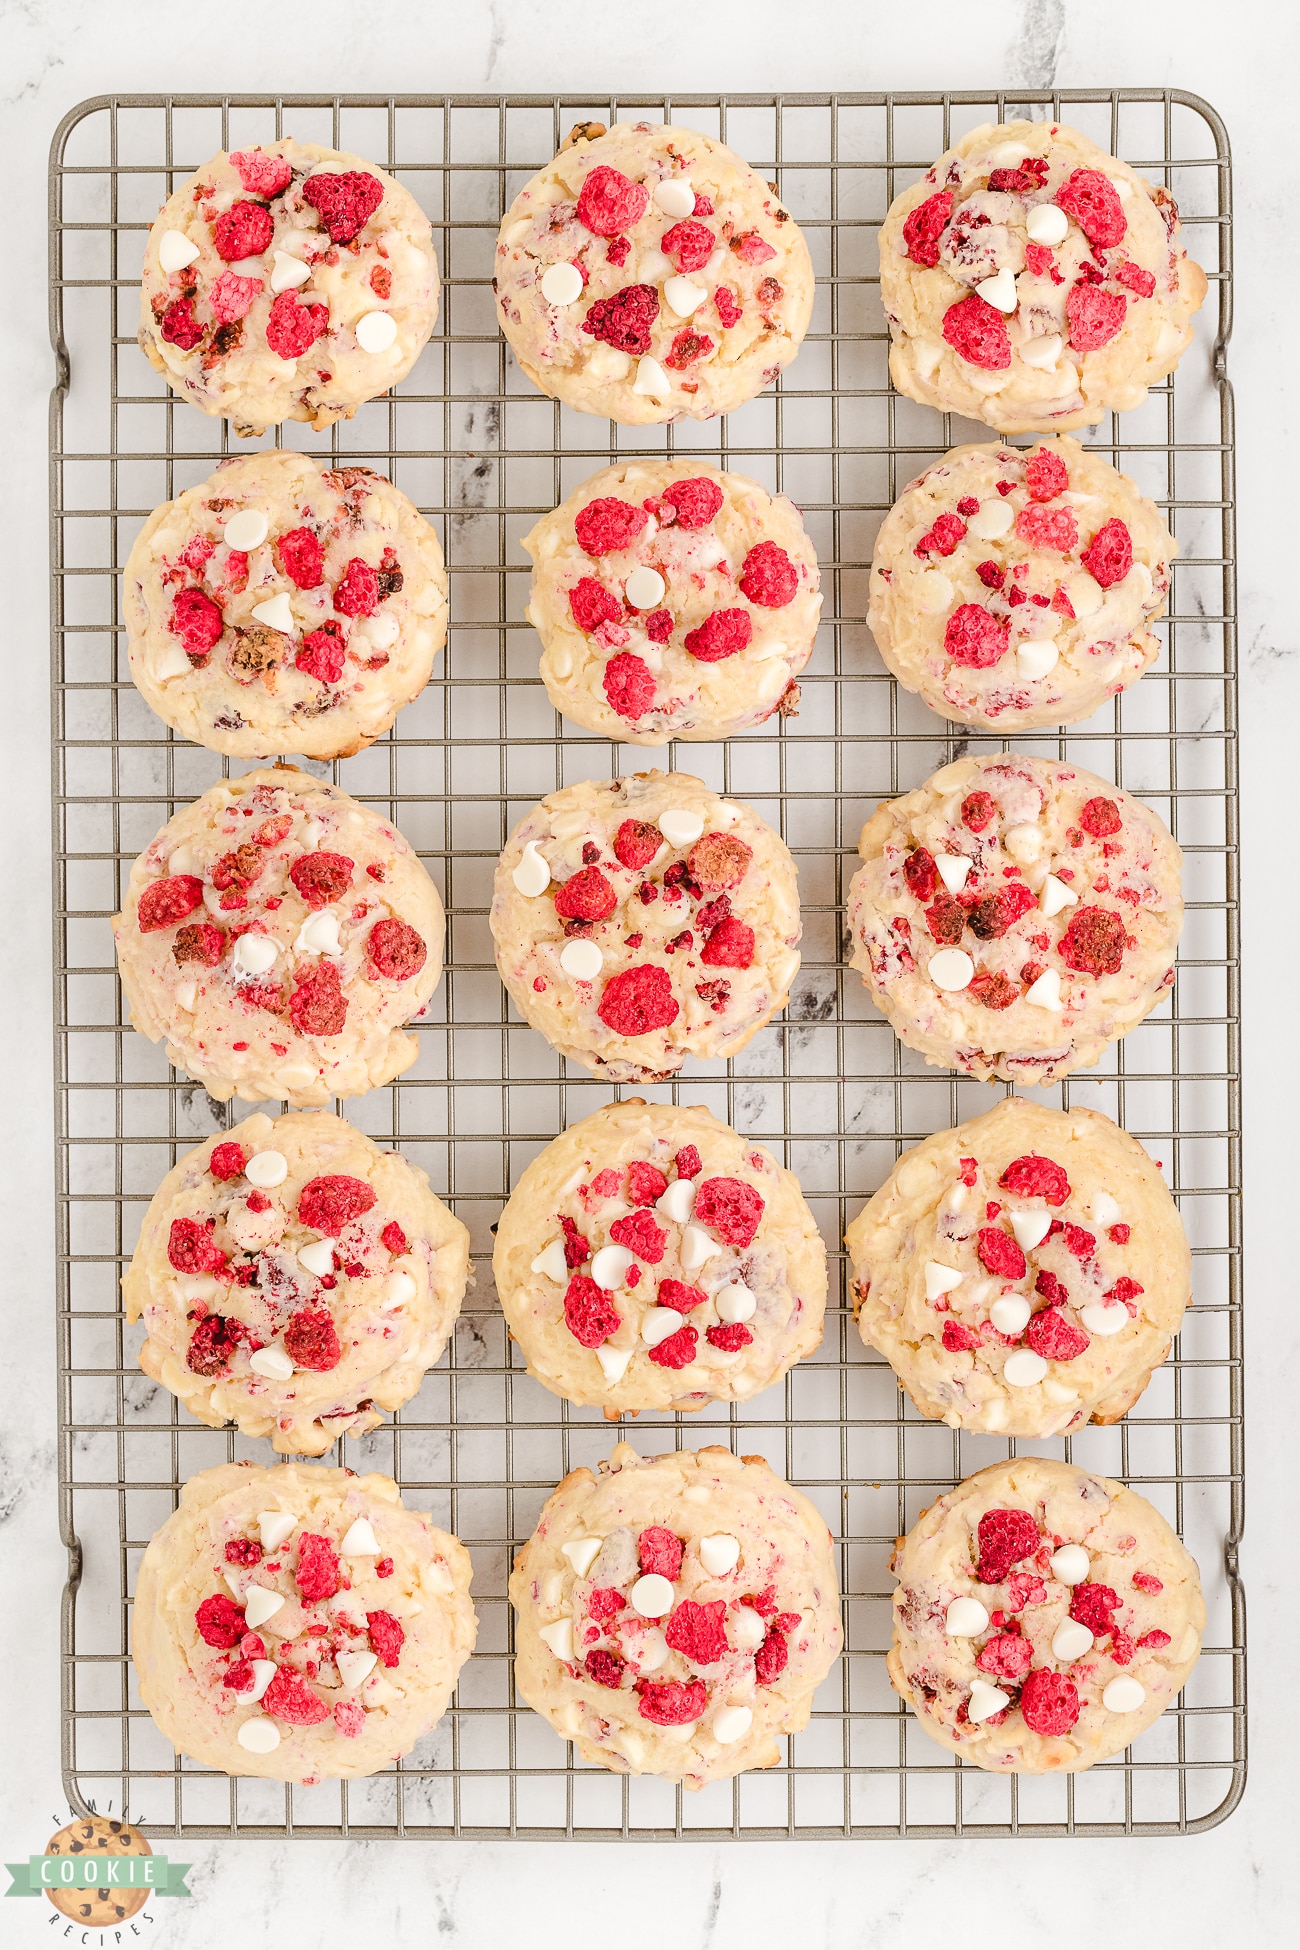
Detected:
left=5, top=1856, right=191, bottom=1897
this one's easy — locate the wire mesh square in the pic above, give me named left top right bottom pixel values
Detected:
left=49, top=87, right=1243, bottom=1840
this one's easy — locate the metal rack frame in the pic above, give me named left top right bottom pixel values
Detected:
left=49, top=88, right=1243, bottom=1840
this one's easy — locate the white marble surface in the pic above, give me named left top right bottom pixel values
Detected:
left=2, top=0, right=1295, bottom=1940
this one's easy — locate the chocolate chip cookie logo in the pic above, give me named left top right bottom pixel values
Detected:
left=4, top=1816, right=190, bottom=1924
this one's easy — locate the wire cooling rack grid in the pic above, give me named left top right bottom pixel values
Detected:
left=48, top=89, right=1241, bottom=1840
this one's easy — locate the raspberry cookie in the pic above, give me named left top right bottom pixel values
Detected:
left=495, top=121, right=813, bottom=425
left=139, top=139, right=438, bottom=437
left=510, top=1443, right=842, bottom=1787
left=523, top=458, right=820, bottom=742
left=888, top=1458, right=1203, bottom=1773
left=879, top=121, right=1206, bottom=435
left=113, top=766, right=443, bottom=1105
left=493, top=1101, right=826, bottom=1415
left=846, top=1097, right=1190, bottom=1437
left=132, top=1462, right=475, bottom=1782
left=846, top=753, right=1182, bottom=1083
left=491, top=772, right=801, bottom=1081
left=124, top=1112, right=471, bottom=1454
left=869, top=437, right=1174, bottom=730
left=124, top=451, right=449, bottom=760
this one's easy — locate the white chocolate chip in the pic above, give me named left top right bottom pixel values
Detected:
left=591, top=1243, right=635, bottom=1290
left=251, top=592, right=295, bottom=633
left=540, top=261, right=583, bottom=306
left=530, top=1238, right=568, bottom=1283
left=1008, top=1209, right=1052, bottom=1252
left=657, top=808, right=704, bottom=848
left=596, top=1343, right=634, bottom=1385
left=1019, top=332, right=1064, bottom=369
left=966, top=497, right=1016, bottom=541
left=653, top=178, right=695, bottom=218
left=632, top=354, right=671, bottom=399
left=712, top=1704, right=753, bottom=1745
left=1024, top=968, right=1063, bottom=1011
left=1002, top=823, right=1043, bottom=863
left=336, top=1649, right=379, bottom=1688
left=936, top=853, right=973, bottom=895
left=1068, top=573, right=1104, bottom=618
left=587, top=343, right=632, bottom=382
left=1081, top=1301, right=1129, bottom=1337
left=914, top=570, right=954, bottom=614
left=158, top=228, right=202, bottom=272
left=257, top=1511, right=296, bottom=1552
left=247, top=1659, right=276, bottom=1702
left=1108, top=175, right=1135, bottom=203
left=1016, top=638, right=1060, bottom=680
left=237, top=1717, right=281, bottom=1753
left=928, top=948, right=974, bottom=991
left=1049, top=1545, right=1090, bottom=1585
left=355, top=311, right=398, bottom=354
left=990, top=1292, right=1032, bottom=1335
left=974, top=267, right=1018, bottom=313
left=656, top=1177, right=695, bottom=1224
left=680, top=1223, right=722, bottom=1271
left=1025, top=203, right=1069, bottom=247
left=363, top=610, right=400, bottom=651
left=945, top=1596, right=990, bottom=1638
left=1102, top=1676, right=1146, bottom=1714
left=663, top=273, right=708, bottom=317
left=731, top=1607, right=766, bottom=1650
left=967, top=1679, right=1011, bottom=1723
left=175, top=979, right=198, bottom=1011
left=539, top=1617, right=575, bottom=1662
left=640, top=1306, right=684, bottom=1347
left=297, top=1239, right=335, bottom=1277
left=561, top=1537, right=602, bottom=1578
left=155, top=643, right=193, bottom=681
left=635, top=1627, right=668, bottom=1670
left=1155, top=320, right=1183, bottom=361
left=243, top=1585, right=287, bottom=1629
left=233, top=933, right=278, bottom=977
left=629, top=1573, right=675, bottom=1618
left=1004, top=1348, right=1048, bottom=1387
left=1092, top=1192, right=1122, bottom=1228
left=1039, top=874, right=1078, bottom=918
left=512, top=840, right=551, bottom=898
left=227, top=257, right=266, bottom=278
left=624, top=566, right=666, bottom=609
left=1051, top=1619, right=1095, bottom=1662
left=714, top=1281, right=756, bottom=1323
left=340, top=1518, right=379, bottom=1556
left=924, top=1261, right=964, bottom=1301
left=698, top=1534, right=741, bottom=1576
left=296, top=909, right=342, bottom=956
left=559, top=938, right=603, bottom=981
left=224, top=508, right=269, bottom=552
left=270, top=250, right=311, bottom=292
left=249, top=1345, right=294, bottom=1381
left=382, top=1270, right=416, bottom=1308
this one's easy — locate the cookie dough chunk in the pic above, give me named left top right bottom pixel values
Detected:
left=494, top=1101, right=826, bottom=1414
left=124, top=1112, right=470, bottom=1454
left=879, top=121, right=1206, bottom=434
left=139, top=139, right=438, bottom=436
left=495, top=121, right=814, bottom=424
left=113, top=766, right=443, bottom=1105
left=132, top=1462, right=475, bottom=1782
left=510, top=1443, right=842, bottom=1786
left=491, top=772, right=801, bottom=1081
left=846, top=753, right=1182, bottom=1083
left=523, top=458, right=820, bottom=742
left=124, top=451, right=449, bottom=760
left=846, top=1097, right=1189, bottom=1436
left=870, top=437, right=1174, bottom=730
left=888, top=1458, right=1203, bottom=1773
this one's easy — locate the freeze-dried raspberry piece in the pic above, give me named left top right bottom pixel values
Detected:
left=230, top=148, right=294, bottom=198
left=942, top=1318, right=980, bottom=1352
left=138, top=873, right=205, bottom=933
left=609, top=1208, right=668, bottom=1263
left=223, top=1660, right=255, bottom=1693
left=567, top=576, right=622, bottom=635
left=902, top=189, right=953, bottom=268
left=969, top=971, right=1019, bottom=1011
left=977, top=1631, right=1034, bottom=1680
left=1060, top=906, right=1127, bottom=977
left=1020, top=1668, right=1080, bottom=1736
left=1079, top=795, right=1123, bottom=839
left=555, top=866, right=618, bottom=922
left=1057, top=1224, right=1095, bottom=1262
left=646, top=1322, right=698, bottom=1369
left=195, top=1592, right=246, bottom=1648
left=923, top=893, right=964, bottom=945
left=334, top=1698, right=366, bottom=1737
left=212, top=843, right=264, bottom=894
left=1024, top=449, right=1069, bottom=502
left=563, top=1273, right=620, bottom=1348
left=560, top=1216, right=591, bottom=1268
left=684, top=608, right=753, bottom=661
left=576, top=164, right=649, bottom=237
left=209, top=271, right=262, bottom=325
left=664, top=325, right=710, bottom=369
left=960, top=791, right=996, bottom=833
left=942, top=293, right=1012, bottom=370
left=379, top=1221, right=408, bottom=1257
left=1023, top=242, right=1059, bottom=281
left=999, top=1154, right=1070, bottom=1204
left=1137, top=1628, right=1171, bottom=1649
left=1115, top=258, right=1157, bottom=298
left=714, top=286, right=742, bottom=328
left=298, top=1174, right=377, bottom=1235
left=700, top=917, right=755, bottom=968
left=739, top=540, right=798, bottom=607
left=170, top=586, right=224, bottom=658
left=1069, top=1581, right=1120, bottom=1636
left=263, top=1668, right=331, bottom=1726
left=588, top=1586, right=626, bottom=1621
left=1105, top=1276, right=1144, bottom=1308
left=638, top=608, right=671, bottom=645
left=1027, top=1307, right=1090, bottom=1361
left=1015, top=504, right=1079, bottom=552
left=296, top=1532, right=341, bottom=1602
left=581, top=283, right=659, bottom=355
left=977, top=1226, right=1027, bottom=1280
left=915, top=512, right=967, bottom=558
left=627, top=1161, right=668, bottom=1207
left=209, top=1140, right=247, bottom=1182
left=705, top=1321, right=753, bottom=1352
left=659, top=219, right=716, bottom=273
left=277, top=526, right=326, bottom=589
left=603, top=651, right=658, bottom=720
left=638, top=1526, right=683, bottom=1580
left=296, top=622, right=346, bottom=684
left=168, top=1216, right=227, bottom=1273
left=1056, top=168, right=1127, bottom=249
left=213, top=198, right=275, bottom=265
left=688, top=834, right=753, bottom=891
left=585, top=1648, right=626, bottom=1688
left=186, top=1313, right=239, bottom=1375
left=283, top=1309, right=342, bottom=1371
left=944, top=602, right=1010, bottom=668
left=665, top=1598, right=728, bottom=1665
left=976, top=1508, right=1040, bottom=1584
left=574, top=496, right=648, bottom=558
left=597, top=963, right=679, bottom=1036
left=637, top=1677, right=707, bottom=1725
left=1080, top=519, right=1133, bottom=589
left=289, top=850, right=354, bottom=910
left=605, top=822, right=660, bottom=878
left=302, top=170, right=384, bottom=243
left=289, top=959, right=348, bottom=1036
left=333, top=556, right=380, bottom=618
left=265, top=289, right=329, bottom=359
left=1005, top=1572, right=1046, bottom=1612
left=904, top=848, right=939, bottom=901
left=754, top=1625, right=789, bottom=1685
left=160, top=297, right=204, bottom=349
left=671, top=1148, right=702, bottom=1186
left=694, top=1176, right=764, bottom=1248
left=1066, top=282, right=1127, bottom=352
left=655, top=1280, right=705, bottom=1319
left=662, top=476, right=724, bottom=527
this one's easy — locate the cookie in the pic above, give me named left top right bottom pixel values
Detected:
left=845, top=753, right=1182, bottom=1083
left=846, top=1097, right=1190, bottom=1436
left=113, top=766, right=443, bottom=1105
left=522, top=458, right=820, bottom=742
left=888, top=1458, right=1203, bottom=1773
left=495, top=121, right=814, bottom=424
left=139, top=139, right=438, bottom=437
left=42, top=1818, right=152, bottom=1924
left=509, top=1443, right=842, bottom=1787
left=869, top=437, right=1174, bottom=730
left=491, top=771, right=801, bottom=1082
left=124, top=451, right=449, bottom=760
left=493, top=1100, right=826, bottom=1415
left=132, top=1461, right=476, bottom=1782
left=878, top=120, right=1206, bottom=434
left=123, top=1112, right=471, bottom=1454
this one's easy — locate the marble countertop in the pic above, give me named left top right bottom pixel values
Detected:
left=2, top=0, right=1294, bottom=1941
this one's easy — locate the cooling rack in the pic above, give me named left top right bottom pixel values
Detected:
left=48, top=88, right=1242, bottom=1839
